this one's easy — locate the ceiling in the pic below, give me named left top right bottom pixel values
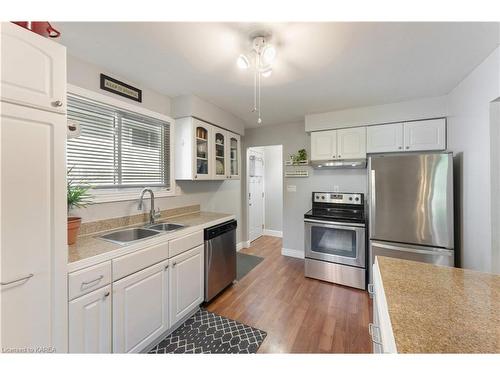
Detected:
left=54, top=22, right=499, bottom=127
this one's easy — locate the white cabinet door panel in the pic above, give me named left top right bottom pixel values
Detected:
left=311, top=130, right=337, bottom=160
left=367, top=123, right=404, bottom=153
left=0, top=22, right=66, bottom=113
left=404, top=119, right=446, bottom=151
left=113, top=260, right=169, bottom=353
left=228, top=132, right=241, bottom=179
left=337, top=127, right=366, bottom=159
left=170, top=245, right=204, bottom=327
left=69, top=286, right=111, bottom=353
left=0, top=102, right=67, bottom=352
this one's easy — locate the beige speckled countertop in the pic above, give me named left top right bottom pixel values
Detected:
left=377, top=256, right=500, bottom=353
left=68, top=211, right=234, bottom=271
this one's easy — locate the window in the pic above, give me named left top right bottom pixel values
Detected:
left=67, top=94, right=171, bottom=189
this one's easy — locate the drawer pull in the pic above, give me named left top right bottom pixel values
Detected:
left=81, top=275, right=104, bottom=290
left=368, top=323, right=382, bottom=345
left=367, top=283, right=375, bottom=298
left=1, top=273, right=34, bottom=286
left=172, top=262, right=177, bottom=267
left=164, top=265, right=169, bottom=270
left=104, top=291, right=110, bottom=298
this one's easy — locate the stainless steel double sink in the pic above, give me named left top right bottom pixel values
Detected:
left=99, top=223, right=186, bottom=245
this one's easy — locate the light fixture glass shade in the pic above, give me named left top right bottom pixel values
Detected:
left=261, top=45, right=276, bottom=65
left=261, top=68, right=272, bottom=78
left=237, top=54, right=249, bottom=69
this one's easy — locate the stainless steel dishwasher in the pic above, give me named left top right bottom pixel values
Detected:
left=204, top=219, right=237, bottom=302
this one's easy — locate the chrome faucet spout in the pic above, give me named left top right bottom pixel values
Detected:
left=138, top=188, right=158, bottom=224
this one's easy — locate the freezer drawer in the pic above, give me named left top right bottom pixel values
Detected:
left=369, top=240, right=454, bottom=283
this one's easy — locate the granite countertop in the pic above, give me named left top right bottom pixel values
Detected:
left=68, top=211, right=234, bottom=267
left=377, top=256, right=500, bottom=353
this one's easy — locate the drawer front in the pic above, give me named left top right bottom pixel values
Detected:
left=113, top=242, right=169, bottom=281
left=169, top=230, right=204, bottom=258
left=69, top=261, right=112, bottom=300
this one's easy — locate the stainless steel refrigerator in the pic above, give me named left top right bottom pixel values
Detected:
left=368, top=152, right=454, bottom=282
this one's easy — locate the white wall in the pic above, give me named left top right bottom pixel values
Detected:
left=447, top=46, right=500, bottom=273
left=264, top=145, right=283, bottom=233
left=305, top=95, right=448, bottom=131
left=67, top=55, right=242, bottom=242
left=491, top=100, right=500, bottom=274
left=172, top=94, right=245, bottom=135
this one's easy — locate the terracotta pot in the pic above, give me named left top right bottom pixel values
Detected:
left=67, top=217, right=82, bottom=245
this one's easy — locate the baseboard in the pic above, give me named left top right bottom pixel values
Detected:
left=281, top=248, right=304, bottom=259
left=237, top=241, right=251, bottom=251
left=263, top=229, right=283, bottom=238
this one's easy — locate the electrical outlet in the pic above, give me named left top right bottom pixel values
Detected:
left=287, top=185, right=297, bottom=192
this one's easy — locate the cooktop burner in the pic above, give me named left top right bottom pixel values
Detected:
left=304, top=192, right=366, bottom=224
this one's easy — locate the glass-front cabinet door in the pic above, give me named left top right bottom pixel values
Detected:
left=213, top=130, right=227, bottom=180
left=228, top=133, right=241, bottom=179
left=193, top=121, right=212, bottom=179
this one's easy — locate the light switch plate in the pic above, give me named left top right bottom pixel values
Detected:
left=287, top=185, right=297, bottom=192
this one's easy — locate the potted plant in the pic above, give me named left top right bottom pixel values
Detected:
left=67, top=168, right=93, bottom=245
left=290, top=149, right=308, bottom=164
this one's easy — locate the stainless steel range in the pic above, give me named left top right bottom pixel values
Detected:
left=304, top=192, right=366, bottom=290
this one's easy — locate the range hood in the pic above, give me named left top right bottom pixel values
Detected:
left=311, top=159, right=367, bottom=169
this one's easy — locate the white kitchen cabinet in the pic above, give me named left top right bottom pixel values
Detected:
left=311, top=130, right=337, bottom=160
left=0, top=22, right=66, bottom=113
left=169, top=245, right=204, bottom=327
left=403, top=119, right=446, bottom=151
left=0, top=101, right=67, bottom=352
left=337, top=127, right=366, bottom=159
left=213, top=129, right=229, bottom=180
left=228, top=133, right=241, bottom=179
left=69, top=285, right=112, bottom=353
left=367, top=123, right=404, bottom=153
left=113, top=260, right=169, bottom=353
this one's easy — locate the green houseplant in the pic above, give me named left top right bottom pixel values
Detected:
left=289, top=148, right=308, bottom=164
left=67, top=168, right=93, bottom=245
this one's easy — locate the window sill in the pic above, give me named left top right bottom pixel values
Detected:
left=90, top=187, right=176, bottom=204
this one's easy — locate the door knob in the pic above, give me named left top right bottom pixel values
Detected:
left=52, top=100, right=63, bottom=107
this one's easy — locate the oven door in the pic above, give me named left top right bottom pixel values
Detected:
left=305, top=219, right=365, bottom=268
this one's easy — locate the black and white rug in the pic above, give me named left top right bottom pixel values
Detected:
left=148, top=309, right=267, bottom=354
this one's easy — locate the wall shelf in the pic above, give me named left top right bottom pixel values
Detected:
left=284, top=159, right=309, bottom=177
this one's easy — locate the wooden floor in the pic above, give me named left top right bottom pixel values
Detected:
left=205, top=236, right=373, bottom=353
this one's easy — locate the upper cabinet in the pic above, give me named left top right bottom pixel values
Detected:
left=403, top=119, right=446, bottom=151
left=0, top=23, right=66, bottom=113
left=311, top=128, right=366, bottom=161
left=367, top=119, right=446, bottom=153
left=367, top=123, right=404, bottom=153
left=311, top=130, right=337, bottom=160
left=337, top=127, right=366, bottom=159
left=175, top=117, right=241, bottom=180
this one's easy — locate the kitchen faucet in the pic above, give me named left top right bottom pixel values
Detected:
left=138, top=188, right=161, bottom=224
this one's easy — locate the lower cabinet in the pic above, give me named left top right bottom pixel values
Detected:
left=169, top=245, right=204, bottom=327
left=69, top=285, right=112, bottom=353
left=113, top=260, right=169, bottom=353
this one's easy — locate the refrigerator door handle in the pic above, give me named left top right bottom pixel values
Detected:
left=370, top=169, right=376, bottom=234
left=371, top=241, right=454, bottom=255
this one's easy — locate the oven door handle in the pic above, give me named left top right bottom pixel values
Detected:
left=304, top=218, right=365, bottom=228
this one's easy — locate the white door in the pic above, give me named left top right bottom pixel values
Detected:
left=193, top=119, right=213, bottom=180
left=248, top=149, right=264, bottom=242
left=169, top=245, right=204, bottom=327
left=0, top=22, right=66, bottom=113
left=367, top=123, right=404, bottom=153
left=113, top=260, right=169, bottom=353
left=1, top=102, right=67, bottom=352
left=213, top=129, right=228, bottom=180
left=337, top=127, right=366, bottom=159
left=311, top=130, right=337, bottom=160
left=403, top=119, right=446, bottom=152
left=69, top=285, right=112, bottom=353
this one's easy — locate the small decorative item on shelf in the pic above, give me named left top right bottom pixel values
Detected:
left=285, top=149, right=309, bottom=177
left=67, top=167, right=93, bottom=245
left=289, top=149, right=308, bottom=165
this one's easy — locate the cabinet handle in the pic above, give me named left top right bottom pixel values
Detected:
left=332, top=155, right=336, bottom=159
left=81, top=275, right=104, bottom=290
left=164, top=265, right=169, bottom=270
left=338, top=155, right=341, bottom=158
left=52, top=100, right=63, bottom=107
left=367, top=283, right=375, bottom=298
left=172, top=262, right=177, bottom=267
left=368, top=323, right=382, bottom=345
left=1, top=273, right=34, bottom=286
left=406, top=146, right=410, bottom=150
left=194, top=175, right=198, bottom=179
left=104, top=291, right=110, bottom=298
left=398, top=146, right=402, bottom=150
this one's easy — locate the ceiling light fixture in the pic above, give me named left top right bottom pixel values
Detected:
left=237, top=35, right=276, bottom=125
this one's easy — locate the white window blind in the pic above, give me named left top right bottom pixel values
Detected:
left=67, top=94, right=171, bottom=189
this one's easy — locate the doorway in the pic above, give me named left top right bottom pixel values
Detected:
left=247, top=145, right=283, bottom=243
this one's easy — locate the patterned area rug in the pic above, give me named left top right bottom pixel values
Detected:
left=148, top=309, right=267, bottom=354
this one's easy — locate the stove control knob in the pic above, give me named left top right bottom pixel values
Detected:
left=349, top=197, right=353, bottom=201
left=321, top=196, right=325, bottom=200
left=355, top=197, right=360, bottom=201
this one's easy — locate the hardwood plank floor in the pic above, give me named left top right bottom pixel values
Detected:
left=205, top=236, right=373, bottom=353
